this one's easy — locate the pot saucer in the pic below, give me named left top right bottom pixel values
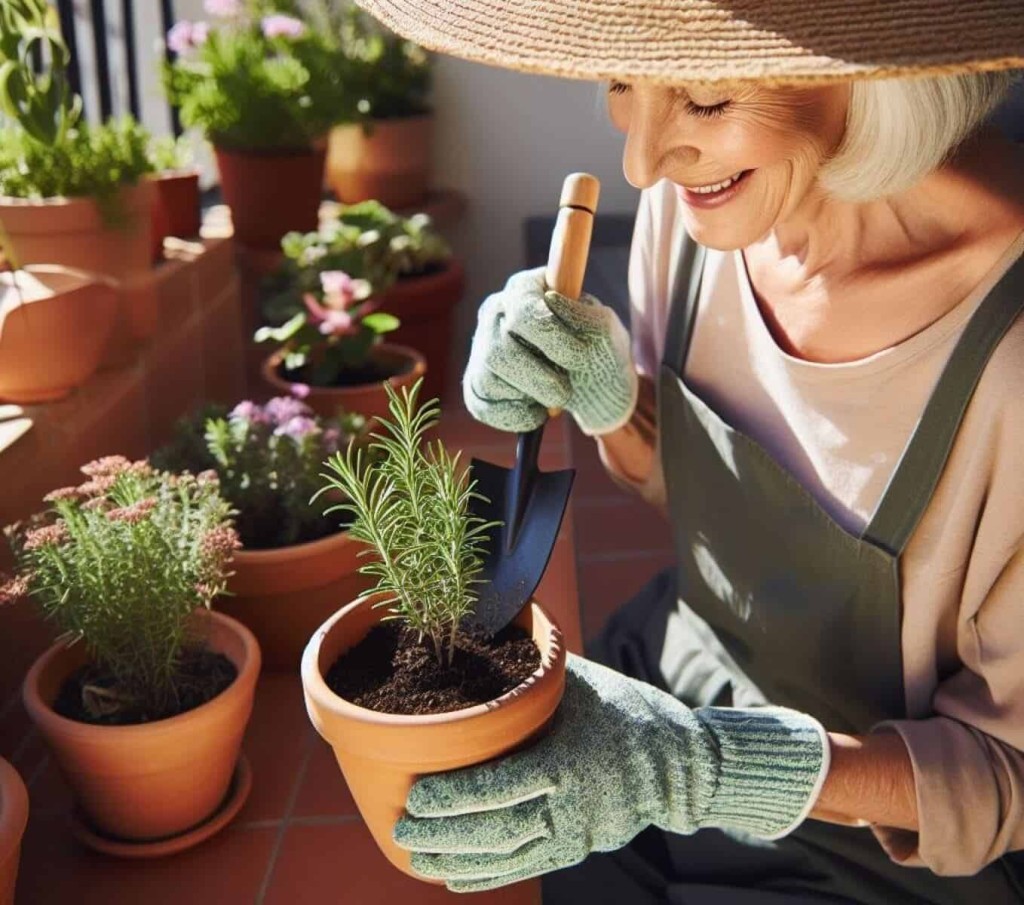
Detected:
left=69, top=754, right=252, bottom=858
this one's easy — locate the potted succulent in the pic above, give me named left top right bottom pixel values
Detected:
left=323, top=5, right=434, bottom=209
left=149, top=135, right=202, bottom=262
left=301, top=381, right=566, bottom=880
left=0, top=264, right=119, bottom=403
left=162, top=0, right=355, bottom=249
left=152, top=397, right=377, bottom=669
left=4, top=457, right=260, bottom=855
left=0, top=757, right=28, bottom=905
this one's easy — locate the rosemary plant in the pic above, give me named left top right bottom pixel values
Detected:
left=319, top=380, right=497, bottom=667
left=1, top=457, right=239, bottom=721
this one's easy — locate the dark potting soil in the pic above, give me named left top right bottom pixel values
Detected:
left=280, top=356, right=413, bottom=389
left=54, top=648, right=237, bottom=726
left=326, top=622, right=541, bottom=715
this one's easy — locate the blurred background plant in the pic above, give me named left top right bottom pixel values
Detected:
left=152, top=397, right=372, bottom=550
left=148, top=133, right=195, bottom=172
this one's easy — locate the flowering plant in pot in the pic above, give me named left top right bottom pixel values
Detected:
left=301, top=381, right=565, bottom=880
left=0, top=0, right=155, bottom=281
left=162, top=0, right=356, bottom=249
left=321, top=4, right=434, bottom=209
left=148, top=135, right=202, bottom=261
left=3, top=457, right=260, bottom=856
left=152, top=396, right=379, bottom=668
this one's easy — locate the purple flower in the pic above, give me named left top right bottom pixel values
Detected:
left=204, top=0, right=240, bottom=17
left=289, top=383, right=311, bottom=400
left=322, top=427, right=343, bottom=454
left=264, top=396, right=312, bottom=426
left=275, top=416, right=319, bottom=441
left=230, top=400, right=269, bottom=425
left=261, top=14, right=306, bottom=39
left=192, top=21, right=210, bottom=44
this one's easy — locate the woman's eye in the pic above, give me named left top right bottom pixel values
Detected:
left=608, top=81, right=630, bottom=95
left=685, top=100, right=731, bottom=119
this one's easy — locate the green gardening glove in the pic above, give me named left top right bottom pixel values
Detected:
left=394, top=654, right=828, bottom=893
left=463, top=267, right=638, bottom=436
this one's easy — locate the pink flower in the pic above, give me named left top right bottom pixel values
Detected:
left=204, top=0, right=240, bottom=17
left=264, top=396, right=312, bottom=426
left=23, top=523, right=69, bottom=551
left=303, top=293, right=358, bottom=337
left=290, top=383, right=311, bottom=399
left=275, top=415, right=319, bottom=441
left=319, top=270, right=358, bottom=303
left=105, top=498, right=158, bottom=525
left=0, top=574, right=29, bottom=606
left=230, top=400, right=270, bottom=425
left=166, top=20, right=207, bottom=54
left=81, top=455, right=131, bottom=478
left=43, top=486, right=82, bottom=504
left=261, top=14, right=306, bottom=39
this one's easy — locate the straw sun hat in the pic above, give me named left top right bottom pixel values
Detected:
left=353, top=0, right=1023, bottom=85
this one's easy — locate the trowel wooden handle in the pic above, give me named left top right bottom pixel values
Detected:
left=544, top=172, right=600, bottom=417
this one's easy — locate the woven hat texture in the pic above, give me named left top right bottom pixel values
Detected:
left=353, top=0, right=1024, bottom=85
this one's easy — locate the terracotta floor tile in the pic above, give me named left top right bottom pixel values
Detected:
left=577, top=551, right=677, bottom=643
left=291, top=737, right=358, bottom=820
left=264, top=821, right=539, bottom=905
left=239, top=674, right=314, bottom=824
left=572, top=496, right=673, bottom=558
left=16, top=811, right=275, bottom=905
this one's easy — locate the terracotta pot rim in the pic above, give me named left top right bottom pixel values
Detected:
left=232, top=525, right=359, bottom=565
left=0, top=182, right=151, bottom=209
left=149, top=168, right=201, bottom=181
left=213, top=144, right=323, bottom=160
left=22, top=610, right=260, bottom=741
left=261, top=341, right=427, bottom=394
left=301, top=595, right=565, bottom=728
left=330, top=113, right=433, bottom=131
left=0, top=757, right=29, bottom=861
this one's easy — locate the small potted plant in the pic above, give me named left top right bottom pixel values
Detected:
left=0, top=0, right=154, bottom=279
left=162, top=0, right=355, bottom=249
left=149, top=135, right=202, bottom=262
left=0, top=757, right=28, bottom=905
left=152, top=397, right=377, bottom=669
left=323, top=6, right=434, bottom=210
left=257, top=259, right=425, bottom=420
left=6, top=457, right=260, bottom=856
left=0, top=263, right=119, bottom=403
left=301, top=381, right=565, bottom=880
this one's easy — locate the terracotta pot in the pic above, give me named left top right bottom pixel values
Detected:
left=0, top=266, right=119, bottom=403
left=22, top=611, right=260, bottom=844
left=214, top=145, right=325, bottom=250
left=326, top=116, right=432, bottom=210
left=383, top=261, right=466, bottom=401
left=0, top=758, right=28, bottom=905
left=261, top=342, right=427, bottom=421
left=218, top=529, right=374, bottom=671
left=302, top=594, right=566, bottom=881
left=151, top=170, right=202, bottom=262
left=0, top=182, right=154, bottom=282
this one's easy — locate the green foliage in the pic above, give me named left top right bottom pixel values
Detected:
left=319, top=380, right=497, bottom=666
left=162, top=2, right=355, bottom=152
left=0, top=0, right=80, bottom=144
left=155, top=396, right=370, bottom=550
left=0, top=117, right=154, bottom=219
left=1, top=457, right=238, bottom=719
left=149, top=134, right=195, bottom=172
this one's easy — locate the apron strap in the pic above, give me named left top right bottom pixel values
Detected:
left=661, top=239, right=707, bottom=374
left=863, top=252, right=1024, bottom=556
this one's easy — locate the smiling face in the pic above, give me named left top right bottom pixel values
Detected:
left=607, top=80, right=851, bottom=249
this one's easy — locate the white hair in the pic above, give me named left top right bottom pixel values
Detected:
left=819, top=71, right=1017, bottom=202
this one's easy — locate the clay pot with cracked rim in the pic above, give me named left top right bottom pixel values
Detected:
left=0, top=758, right=28, bottom=905
left=0, top=266, right=119, bottom=403
left=301, top=593, right=566, bottom=882
left=217, top=529, right=374, bottom=671
left=261, top=341, right=427, bottom=421
left=22, top=611, right=260, bottom=848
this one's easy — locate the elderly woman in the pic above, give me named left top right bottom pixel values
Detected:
left=355, top=1, right=1024, bottom=902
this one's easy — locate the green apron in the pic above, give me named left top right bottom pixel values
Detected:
left=543, top=242, right=1024, bottom=904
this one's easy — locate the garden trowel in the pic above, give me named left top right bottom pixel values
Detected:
left=468, top=173, right=600, bottom=635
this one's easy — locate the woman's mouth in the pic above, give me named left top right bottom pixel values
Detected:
left=674, top=170, right=752, bottom=209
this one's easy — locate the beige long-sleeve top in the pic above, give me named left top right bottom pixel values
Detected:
left=627, top=178, right=1024, bottom=876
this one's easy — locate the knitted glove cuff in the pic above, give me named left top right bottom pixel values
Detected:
left=695, top=706, right=830, bottom=840
left=575, top=367, right=640, bottom=437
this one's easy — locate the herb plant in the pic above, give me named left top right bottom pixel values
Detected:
left=149, top=134, right=195, bottom=173
left=319, top=380, right=497, bottom=667
left=1, top=457, right=239, bottom=721
left=162, top=0, right=355, bottom=152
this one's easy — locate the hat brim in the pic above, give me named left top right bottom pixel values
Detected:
left=353, top=0, right=1024, bottom=85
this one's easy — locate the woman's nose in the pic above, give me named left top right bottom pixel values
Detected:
left=622, top=95, right=699, bottom=189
